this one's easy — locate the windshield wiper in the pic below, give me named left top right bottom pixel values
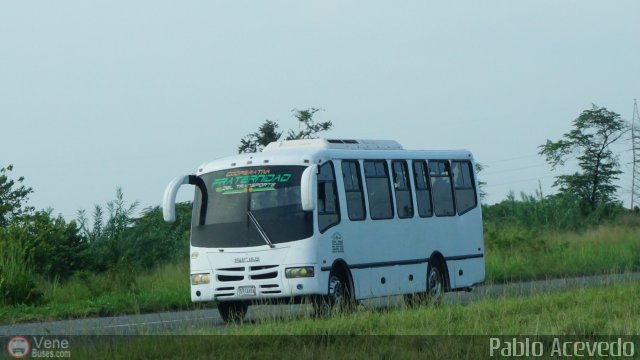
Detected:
left=247, top=210, right=275, bottom=248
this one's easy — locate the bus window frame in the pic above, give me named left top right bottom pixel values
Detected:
left=317, top=161, right=341, bottom=233
left=412, top=160, right=434, bottom=218
left=363, top=159, right=395, bottom=220
left=451, top=160, right=478, bottom=216
left=428, top=159, right=457, bottom=217
left=341, top=159, right=367, bottom=221
left=391, top=160, right=414, bottom=219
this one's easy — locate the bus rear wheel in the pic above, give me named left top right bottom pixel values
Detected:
left=217, top=301, right=248, bottom=324
left=426, top=264, right=444, bottom=305
left=404, top=263, right=445, bottom=307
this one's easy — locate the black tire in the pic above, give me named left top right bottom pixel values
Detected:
left=425, top=263, right=445, bottom=305
left=313, top=269, right=355, bottom=317
left=217, top=301, right=249, bottom=324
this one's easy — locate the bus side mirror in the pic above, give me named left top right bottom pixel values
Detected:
left=301, top=165, right=318, bottom=211
left=163, top=175, right=209, bottom=225
left=163, top=175, right=190, bottom=222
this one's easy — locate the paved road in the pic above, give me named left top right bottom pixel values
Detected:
left=1, top=272, right=638, bottom=337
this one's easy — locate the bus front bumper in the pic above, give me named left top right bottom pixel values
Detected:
left=190, top=265, right=325, bottom=302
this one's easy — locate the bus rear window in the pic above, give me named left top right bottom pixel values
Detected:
left=452, top=161, right=477, bottom=215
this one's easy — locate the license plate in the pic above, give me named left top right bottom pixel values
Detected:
left=237, top=285, right=256, bottom=297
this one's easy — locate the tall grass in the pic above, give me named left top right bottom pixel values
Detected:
left=482, top=190, right=625, bottom=233
left=485, top=222, right=640, bottom=283
left=0, top=240, right=42, bottom=306
left=483, top=190, right=640, bottom=282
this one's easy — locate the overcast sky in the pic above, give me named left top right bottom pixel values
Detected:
left=1, top=1, right=639, bottom=220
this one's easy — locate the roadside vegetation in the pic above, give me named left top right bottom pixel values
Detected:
left=206, top=281, right=640, bottom=336
left=484, top=189, right=640, bottom=283
left=0, top=262, right=196, bottom=324
left=1, top=105, right=638, bottom=324
left=1, top=173, right=638, bottom=325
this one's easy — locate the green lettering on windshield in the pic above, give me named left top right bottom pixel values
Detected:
left=212, top=171, right=292, bottom=195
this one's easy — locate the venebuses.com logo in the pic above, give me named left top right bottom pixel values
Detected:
left=5, top=336, right=71, bottom=359
left=6, top=336, right=30, bottom=359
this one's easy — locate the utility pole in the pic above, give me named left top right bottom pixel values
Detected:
left=631, top=99, right=640, bottom=209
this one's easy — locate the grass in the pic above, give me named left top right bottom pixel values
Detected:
left=201, top=281, right=640, bottom=336
left=69, top=281, right=640, bottom=359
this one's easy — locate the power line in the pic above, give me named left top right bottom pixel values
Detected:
left=484, top=175, right=556, bottom=188
left=482, top=163, right=549, bottom=176
left=483, top=154, right=541, bottom=165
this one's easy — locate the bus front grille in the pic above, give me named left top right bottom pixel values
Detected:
left=251, top=271, right=277, bottom=280
left=218, top=275, right=244, bottom=282
left=260, top=284, right=281, bottom=294
left=212, top=265, right=283, bottom=297
left=215, top=287, right=235, bottom=298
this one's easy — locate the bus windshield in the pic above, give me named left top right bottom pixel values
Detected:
left=191, top=165, right=313, bottom=248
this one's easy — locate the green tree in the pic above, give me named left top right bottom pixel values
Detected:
left=538, top=105, right=628, bottom=210
left=474, top=162, right=487, bottom=202
left=0, top=165, right=34, bottom=227
left=0, top=166, right=84, bottom=302
left=238, top=120, right=283, bottom=153
left=285, top=107, right=333, bottom=140
left=238, top=107, right=333, bottom=153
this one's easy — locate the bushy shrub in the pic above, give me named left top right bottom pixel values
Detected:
left=123, top=204, right=191, bottom=269
left=16, top=210, right=87, bottom=280
left=79, top=189, right=191, bottom=273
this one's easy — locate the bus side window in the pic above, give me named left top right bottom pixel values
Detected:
left=364, top=160, right=394, bottom=220
left=412, top=161, right=433, bottom=217
left=452, top=161, right=477, bottom=215
left=341, top=160, right=366, bottom=220
left=318, top=162, right=340, bottom=233
left=429, top=160, right=455, bottom=216
left=392, top=160, right=413, bottom=218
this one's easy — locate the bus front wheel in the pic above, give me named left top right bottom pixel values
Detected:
left=217, top=301, right=248, bottom=324
left=313, top=270, right=354, bottom=316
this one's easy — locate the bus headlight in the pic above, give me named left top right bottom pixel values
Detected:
left=191, top=273, right=210, bottom=285
left=285, top=267, right=315, bottom=278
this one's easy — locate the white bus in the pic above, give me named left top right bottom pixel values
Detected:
left=163, top=139, right=484, bottom=322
